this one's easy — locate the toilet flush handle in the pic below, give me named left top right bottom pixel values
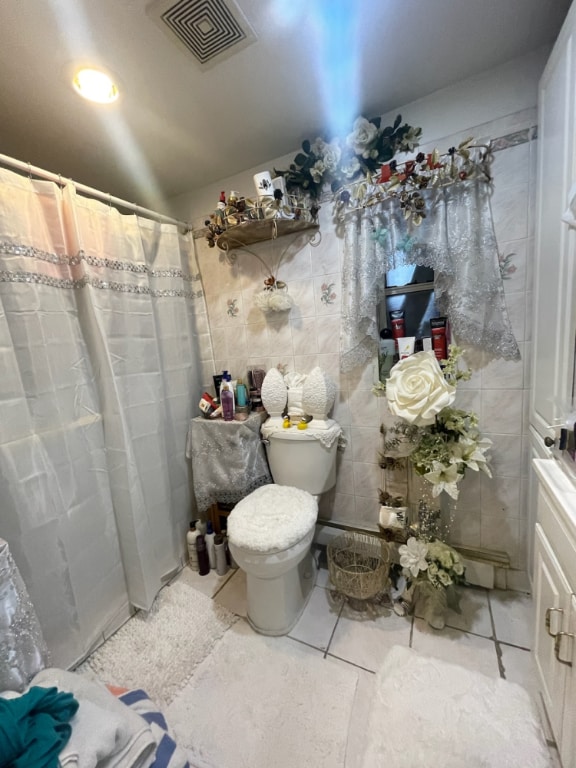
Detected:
left=260, top=438, right=270, bottom=446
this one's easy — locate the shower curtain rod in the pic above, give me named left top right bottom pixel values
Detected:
left=0, top=152, right=192, bottom=232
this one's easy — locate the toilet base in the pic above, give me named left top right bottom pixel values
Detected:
left=246, top=550, right=317, bottom=636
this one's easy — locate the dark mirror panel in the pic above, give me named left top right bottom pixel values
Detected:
left=378, top=289, right=438, bottom=339
left=385, top=264, right=434, bottom=288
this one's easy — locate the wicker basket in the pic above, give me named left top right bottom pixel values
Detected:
left=328, top=532, right=391, bottom=601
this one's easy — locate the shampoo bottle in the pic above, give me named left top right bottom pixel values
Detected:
left=236, top=378, right=247, bottom=407
left=205, top=521, right=217, bottom=569
left=186, top=520, right=200, bottom=571
left=196, top=535, right=210, bottom=576
left=221, top=382, right=235, bottom=421
left=214, top=533, right=228, bottom=576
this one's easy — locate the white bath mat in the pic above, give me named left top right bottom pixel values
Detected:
left=362, top=645, right=551, bottom=768
left=166, top=620, right=359, bottom=768
left=76, top=568, right=237, bottom=708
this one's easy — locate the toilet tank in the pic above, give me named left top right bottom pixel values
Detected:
left=264, top=430, right=338, bottom=494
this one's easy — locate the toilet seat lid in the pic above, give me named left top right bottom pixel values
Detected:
left=227, top=484, right=317, bottom=552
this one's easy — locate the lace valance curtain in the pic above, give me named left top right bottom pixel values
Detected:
left=339, top=177, right=520, bottom=372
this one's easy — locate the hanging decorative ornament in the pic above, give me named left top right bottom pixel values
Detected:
left=254, top=276, right=294, bottom=313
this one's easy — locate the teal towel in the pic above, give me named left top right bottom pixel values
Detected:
left=0, top=686, right=79, bottom=768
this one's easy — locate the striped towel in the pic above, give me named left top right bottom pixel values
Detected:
left=116, top=690, right=190, bottom=768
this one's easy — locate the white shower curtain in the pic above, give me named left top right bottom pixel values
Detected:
left=0, top=167, right=203, bottom=668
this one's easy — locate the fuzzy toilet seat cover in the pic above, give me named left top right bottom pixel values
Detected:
left=227, top=484, right=318, bottom=552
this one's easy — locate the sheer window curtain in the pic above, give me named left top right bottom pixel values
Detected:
left=0, top=167, right=202, bottom=667
left=339, top=177, right=521, bottom=372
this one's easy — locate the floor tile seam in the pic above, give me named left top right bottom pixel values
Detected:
left=486, top=591, right=506, bottom=677
left=324, top=652, right=377, bottom=675
left=441, top=621, right=494, bottom=641
left=498, top=638, right=531, bottom=652
left=323, top=599, right=345, bottom=659
left=210, top=569, right=238, bottom=599
left=285, top=633, right=332, bottom=655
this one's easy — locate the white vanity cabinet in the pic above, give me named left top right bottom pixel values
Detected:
left=533, top=460, right=576, bottom=767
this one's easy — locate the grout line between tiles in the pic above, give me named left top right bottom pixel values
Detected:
left=323, top=599, right=345, bottom=659
left=325, top=652, right=377, bottom=675
left=211, top=568, right=238, bottom=598
left=487, top=591, right=506, bottom=677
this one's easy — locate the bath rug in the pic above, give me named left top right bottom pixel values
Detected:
left=76, top=568, right=237, bottom=708
left=166, top=620, right=359, bottom=768
left=362, top=645, right=551, bottom=768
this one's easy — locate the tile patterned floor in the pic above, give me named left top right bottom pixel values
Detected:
left=186, top=558, right=561, bottom=767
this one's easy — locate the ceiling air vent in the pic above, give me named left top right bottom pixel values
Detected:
left=148, top=0, right=256, bottom=70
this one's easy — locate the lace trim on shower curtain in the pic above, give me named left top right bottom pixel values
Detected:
left=0, top=242, right=204, bottom=299
left=339, top=177, right=521, bottom=371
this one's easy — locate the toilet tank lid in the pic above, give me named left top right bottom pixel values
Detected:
left=227, top=484, right=317, bottom=552
left=262, top=421, right=341, bottom=449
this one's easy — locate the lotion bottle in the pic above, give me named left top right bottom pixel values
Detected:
left=205, top=521, right=217, bottom=569
left=186, top=520, right=200, bottom=571
left=221, top=382, right=235, bottom=421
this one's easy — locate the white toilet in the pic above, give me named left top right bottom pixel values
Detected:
left=227, top=367, right=341, bottom=635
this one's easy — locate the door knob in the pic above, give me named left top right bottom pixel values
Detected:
left=544, top=436, right=556, bottom=447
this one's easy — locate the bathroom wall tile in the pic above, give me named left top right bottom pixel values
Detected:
left=498, top=238, right=527, bottom=294
left=524, top=290, right=534, bottom=342
left=293, top=354, right=320, bottom=375
left=316, top=314, right=340, bottom=354
left=335, top=459, right=355, bottom=495
left=491, top=142, right=531, bottom=189
left=290, top=316, right=319, bottom=356
left=489, top=589, right=533, bottom=648
left=348, top=388, right=380, bottom=428
left=244, top=322, right=270, bottom=357
left=505, top=290, right=527, bottom=343
left=226, top=325, right=248, bottom=359
left=314, top=274, right=341, bottom=316
left=310, top=230, right=340, bottom=277
left=221, top=293, right=246, bottom=326
left=353, top=495, right=380, bottom=526
left=481, top=474, right=521, bottom=518
left=276, top=243, right=312, bottom=283
left=352, top=461, right=382, bottom=500
left=480, top=515, right=520, bottom=566
left=205, top=294, right=225, bottom=329
left=331, top=492, right=357, bottom=523
left=454, top=388, right=482, bottom=414
left=491, top=182, right=529, bottom=244
left=350, top=427, right=382, bottom=464
left=332, top=390, right=351, bottom=427
left=449, top=508, right=481, bottom=548
left=345, top=359, right=379, bottom=393
left=506, top=568, right=531, bottom=593
left=481, top=389, right=523, bottom=435
left=266, top=314, right=293, bottom=350
left=411, top=620, right=500, bottom=679
left=199, top=360, right=217, bottom=390
left=315, top=353, right=341, bottom=386
left=210, top=327, right=227, bottom=360
left=456, top=471, right=482, bottom=511
left=481, top=346, right=524, bottom=389
left=454, top=365, right=482, bottom=390
left=485, top=433, right=522, bottom=477
left=197, top=333, right=215, bottom=362
left=523, top=341, right=533, bottom=394
left=288, top=279, right=316, bottom=318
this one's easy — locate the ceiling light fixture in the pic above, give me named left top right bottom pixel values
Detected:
left=72, top=68, right=119, bottom=104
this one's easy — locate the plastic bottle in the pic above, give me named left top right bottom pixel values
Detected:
left=186, top=520, right=200, bottom=571
left=196, top=534, right=210, bottom=576
left=221, top=382, right=235, bottom=421
left=205, top=521, right=217, bottom=569
left=236, top=378, right=247, bottom=407
left=214, top=534, right=228, bottom=576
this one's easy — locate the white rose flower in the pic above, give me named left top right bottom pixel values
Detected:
left=340, top=156, right=361, bottom=179
left=322, top=141, right=342, bottom=172
left=399, top=536, right=429, bottom=578
left=346, top=117, right=378, bottom=156
left=386, top=350, right=456, bottom=426
left=310, top=160, right=326, bottom=183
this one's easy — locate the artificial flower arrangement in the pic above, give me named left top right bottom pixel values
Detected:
left=379, top=345, right=492, bottom=502
left=395, top=535, right=466, bottom=629
left=274, top=115, right=422, bottom=199
left=378, top=346, right=492, bottom=627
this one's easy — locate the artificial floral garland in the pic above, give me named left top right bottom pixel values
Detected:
left=274, top=115, right=422, bottom=199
